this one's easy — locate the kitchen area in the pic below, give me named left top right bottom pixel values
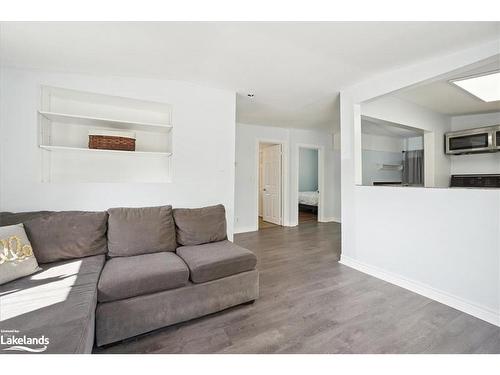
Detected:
left=360, top=68, right=500, bottom=190
left=361, top=114, right=500, bottom=189
left=446, top=112, right=500, bottom=188
left=348, top=62, right=500, bottom=324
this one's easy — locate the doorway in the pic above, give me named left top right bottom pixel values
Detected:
left=258, top=142, right=283, bottom=230
left=297, top=144, right=324, bottom=224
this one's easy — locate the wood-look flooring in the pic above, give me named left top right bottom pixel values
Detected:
left=258, top=216, right=279, bottom=230
left=298, top=210, right=317, bottom=223
left=96, top=221, right=500, bottom=354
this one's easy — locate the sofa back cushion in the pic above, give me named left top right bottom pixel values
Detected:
left=173, top=204, right=227, bottom=246
left=0, top=211, right=51, bottom=227
left=0, top=211, right=108, bottom=264
left=107, top=206, right=176, bottom=257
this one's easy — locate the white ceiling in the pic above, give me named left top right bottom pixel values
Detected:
left=395, top=59, right=500, bottom=116
left=1, top=22, right=499, bottom=129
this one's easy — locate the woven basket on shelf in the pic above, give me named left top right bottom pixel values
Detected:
left=88, top=131, right=136, bottom=151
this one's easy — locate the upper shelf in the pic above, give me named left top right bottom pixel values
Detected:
left=38, top=111, right=173, bottom=134
left=40, top=145, right=172, bottom=157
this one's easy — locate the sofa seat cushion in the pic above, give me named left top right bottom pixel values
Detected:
left=97, top=252, right=189, bottom=303
left=0, top=255, right=105, bottom=354
left=176, top=240, right=257, bottom=283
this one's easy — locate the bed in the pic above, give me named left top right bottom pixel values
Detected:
left=298, top=191, right=319, bottom=214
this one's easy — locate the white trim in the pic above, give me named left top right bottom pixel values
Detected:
left=320, top=216, right=341, bottom=223
left=295, top=143, right=325, bottom=224
left=353, top=105, right=362, bottom=186
left=340, top=255, right=500, bottom=327
left=255, top=138, right=289, bottom=229
left=234, top=226, right=259, bottom=234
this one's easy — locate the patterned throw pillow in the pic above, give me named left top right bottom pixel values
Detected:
left=0, top=223, right=40, bottom=285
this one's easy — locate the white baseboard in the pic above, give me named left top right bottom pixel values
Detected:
left=340, top=255, right=500, bottom=327
left=234, top=226, right=258, bottom=234
left=320, top=216, right=341, bottom=223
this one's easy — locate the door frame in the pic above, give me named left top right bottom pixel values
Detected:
left=295, top=143, right=325, bottom=224
left=255, top=139, right=289, bottom=229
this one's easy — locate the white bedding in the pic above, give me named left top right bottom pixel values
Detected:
left=299, top=191, right=319, bottom=206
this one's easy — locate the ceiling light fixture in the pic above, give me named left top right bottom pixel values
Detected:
left=450, top=70, right=500, bottom=102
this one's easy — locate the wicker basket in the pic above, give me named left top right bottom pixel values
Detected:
left=88, top=130, right=136, bottom=151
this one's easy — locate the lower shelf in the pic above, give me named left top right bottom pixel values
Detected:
left=40, top=145, right=172, bottom=157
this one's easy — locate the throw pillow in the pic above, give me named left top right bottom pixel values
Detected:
left=0, top=224, right=40, bottom=285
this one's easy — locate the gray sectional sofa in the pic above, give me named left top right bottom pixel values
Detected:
left=0, top=205, right=259, bottom=353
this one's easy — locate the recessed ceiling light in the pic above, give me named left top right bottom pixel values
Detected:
left=450, top=71, right=500, bottom=102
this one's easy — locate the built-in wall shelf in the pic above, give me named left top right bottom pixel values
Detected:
left=40, top=145, right=172, bottom=157
left=39, top=85, right=173, bottom=183
left=38, top=111, right=173, bottom=134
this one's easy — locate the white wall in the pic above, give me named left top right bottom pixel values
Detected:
left=340, top=40, right=500, bottom=325
left=234, top=123, right=340, bottom=233
left=349, top=186, right=500, bottom=318
left=362, top=133, right=404, bottom=153
left=450, top=112, right=500, bottom=175
left=0, top=67, right=237, bottom=238
left=405, top=136, right=424, bottom=151
left=361, top=133, right=404, bottom=186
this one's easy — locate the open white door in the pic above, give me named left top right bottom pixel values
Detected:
left=262, top=144, right=282, bottom=225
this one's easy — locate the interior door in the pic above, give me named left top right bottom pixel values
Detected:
left=262, top=144, right=282, bottom=225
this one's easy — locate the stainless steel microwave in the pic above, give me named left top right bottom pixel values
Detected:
left=445, top=125, right=500, bottom=155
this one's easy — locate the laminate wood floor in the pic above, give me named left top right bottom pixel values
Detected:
left=258, top=216, right=279, bottom=230
left=298, top=210, right=317, bottom=223
left=96, top=221, right=500, bottom=354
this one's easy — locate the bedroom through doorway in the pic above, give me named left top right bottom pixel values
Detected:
left=298, top=146, right=320, bottom=224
